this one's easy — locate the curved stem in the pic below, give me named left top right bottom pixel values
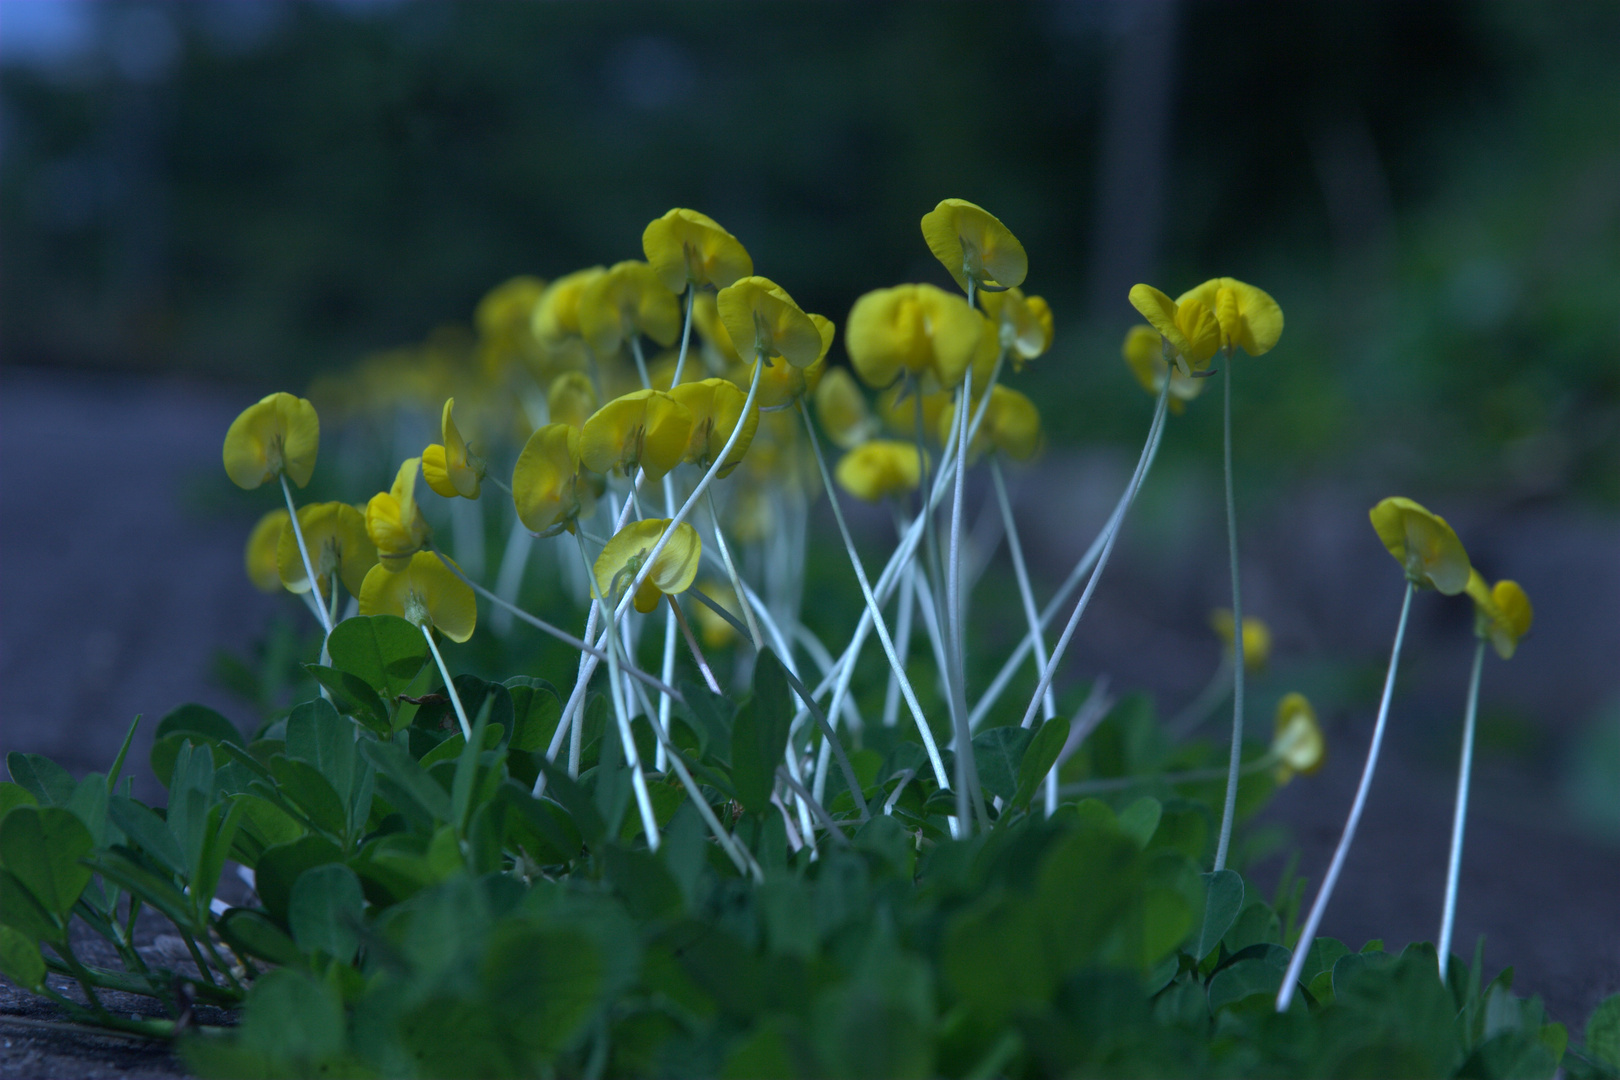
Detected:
left=1165, top=657, right=1235, bottom=740
left=991, top=458, right=1056, bottom=727
left=280, top=474, right=333, bottom=636
left=706, top=489, right=765, bottom=651
left=1214, top=353, right=1247, bottom=873
left=421, top=624, right=472, bottom=740
left=1438, top=639, right=1488, bottom=983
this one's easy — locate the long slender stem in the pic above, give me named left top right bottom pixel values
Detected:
left=668, top=596, right=722, bottom=695
left=280, top=474, right=333, bottom=636
left=707, top=489, right=765, bottom=650
left=1276, top=582, right=1415, bottom=1012
left=992, top=458, right=1056, bottom=727
left=1438, top=639, right=1487, bottom=983
left=946, top=367, right=989, bottom=833
left=1165, top=658, right=1235, bottom=740
left=1213, top=353, right=1247, bottom=872
left=1058, top=750, right=1279, bottom=797
left=602, top=610, right=661, bottom=851
left=421, top=625, right=472, bottom=740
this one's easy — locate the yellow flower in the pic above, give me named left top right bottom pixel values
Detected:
left=1369, top=497, right=1472, bottom=595
left=938, top=385, right=1043, bottom=463
left=245, top=509, right=291, bottom=593
left=835, top=440, right=926, bottom=502
left=668, top=378, right=759, bottom=477
left=1464, top=572, right=1533, bottom=660
left=845, top=283, right=986, bottom=389
left=642, top=209, right=753, bottom=294
left=814, top=367, right=880, bottom=450
left=593, top=518, right=702, bottom=614
left=1176, top=277, right=1284, bottom=357
left=1128, top=284, right=1221, bottom=375
left=691, top=290, right=743, bottom=366
left=978, top=286, right=1053, bottom=368
left=1123, top=324, right=1205, bottom=414
left=577, top=259, right=681, bottom=357
left=747, top=312, right=833, bottom=408
left=578, top=389, right=694, bottom=482
left=531, top=267, right=606, bottom=341
left=222, top=392, right=320, bottom=490
left=366, top=458, right=432, bottom=570
left=277, top=502, right=376, bottom=599
left=1271, top=693, right=1325, bottom=784
left=878, top=384, right=952, bottom=443
left=716, top=276, right=824, bottom=368
left=546, top=372, right=599, bottom=430
left=359, top=551, right=477, bottom=643
left=512, top=423, right=594, bottom=536
left=421, top=398, right=485, bottom=500
left=1210, top=609, right=1272, bottom=673
left=692, top=580, right=741, bottom=649
left=475, top=275, right=547, bottom=375
left=920, top=198, right=1028, bottom=294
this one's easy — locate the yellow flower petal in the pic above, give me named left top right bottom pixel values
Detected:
left=745, top=312, right=832, bottom=408
left=578, top=389, right=694, bottom=482
left=1465, top=572, right=1533, bottom=659
left=1176, top=278, right=1284, bottom=357
left=593, top=519, right=702, bottom=614
left=1272, top=693, right=1324, bottom=783
left=814, top=367, right=878, bottom=450
left=277, top=502, right=375, bottom=599
left=920, top=198, right=1028, bottom=293
left=979, top=287, right=1053, bottom=366
left=668, top=378, right=759, bottom=477
left=1209, top=609, right=1272, bottom=672
left=1127, top=285, right=1221, bottom=374
left=222, top=392, right=320, bottom=490
left=366, top=458, right=432, bottom=570
left=421, top=398, right=483, bottom=500
left=245, top=509, right=290, bottom=593
left=1123, top=324, right=1205, bottom=411
left=846, top=283, right=985, bottom=390
left=532, top=267, right=606, bottom=341
left=878, top=384, right=951, bottom=443
left=642, top=208, right=754, bottom=293
left=716, top=276, right=823, bottom=368
left=546, top=371, right=599, bottom=430
left=359, top=551, right=477, bottom=642
left=939, top=385, right=1043, bottom=462
left=1369, top=497, right=1472, bottom=594
left=578, top=259, right=681, bottom=356
left=692, top=290, right=743, bottom=366
left=835, top=440, right=925, bottom=502
left=512, top=422, right=591, bottom=536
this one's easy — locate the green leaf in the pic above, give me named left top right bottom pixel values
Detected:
left=304, top=665, right=391, bottom=734
left=499, top=783, right=582, bottom=866
left=1223, top=901, right=1281, bottom=954
left=65, top=773, right=109, bottom=848
left=195, top=799, right=250, bottom=919
left=358, top=739, right=451, bottom=829
left=943, top=895, right=1049, bottom=1022
left=5, top=754, right=74, bottom=808
left=1116, top=796, right=1163, bottom=850
left=1193, top=869, right=1244, bottom=961
left=225, top=968, right=346, bottom=1065
left=84, top=849, right=194, bottom=930
left=1208, top=956, right=1288, bottom=1012
left=155, top=703, right=244, bottom=746
left=216, top=908, right=304, bottom=967
left=0, top=783, right=37, bottom=822
left=106, top=796, right=187, bottom=877
left=287, top=863, right=364, bottom=963
left=165, top=740, right=217, bottom=875
left=419, top=725, right=504, bottom=772
left=284, top=698, right=357, bottom=806
left=482, top=922, right=605, bottom=1056
left=534, top=760, right=606, bottom=848
left=106, top=715, right=141, bottom=793
left=506, top=677, right=562, bottom=753
left=0, top=869, right=59, bottom=942
left=677, top=678, right=735, bottom=763
left=0, top=924, right=45, bottom=990
left=1297, top=936, right=1350, bottom=984
left=1587, top=993, right=1620, bottom=1069
left=230, top=795, right=305, bottom=868
left=325, top=614, right=429, bottom=699
left=413, top=676, right=513, bottom=744
left=451, top=695, right=497, bottom=833
left=972, top=725, right=1032, bottom=803
left=269, top=757, right=348, bottom=841
left=255, top=835, right=344, bottom=927
left=602, top=844, right=684, bottom=922
left=0, top=807, right=93, bottom=920
left=730, top=650, right=793, bottom=815
left=1012, top=714, right=1070, bottom=809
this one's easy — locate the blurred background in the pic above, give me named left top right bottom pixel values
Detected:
left=2, top=0, right=1616, bottom=1026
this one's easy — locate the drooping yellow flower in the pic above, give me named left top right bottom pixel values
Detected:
left=938, top=385, right=1043, bottom=462
left=422, top=398, right=485, bottom=500
left=1128, top=284, right=1221, bottom=375
left=1369, top=497, right=1472, bottom=595
left=245, top=509, right=291, bottom=593
left=532, top=267, right=607, bottom=341
left=1210, top=609, right=1272, bottom=673
left=578, top=389, right=694, bottom=481
left=920, top=198, right=1028, bottom=295
left=1271, top=693, right=1325, bottom=784
left=512, top=423, right=594, bottom=536
left=814, top=367, right=880, bottom=450
left=1176, top=277, right=1284, bottom=358
left=747, top=312, right=832, bottom=408
left=359, top=551, right=477, bottom=643
left=546, top=372, right=599, bottom=430
left=642, top=208, right=754, bottom=294
left=222, top=393, right=320, bottom=490
left=593, top=518, right=703, bottom=614
left=1123, top=324, right=1205, bottom=414
left=277, top=502, right=376, bottom=599
left=978, top=287, right=1053, bottom=368
left=845, top=283, right=987, bottom=389
left=716, top=276, right=824, bottom=369
left=668, top=378, right=759, bottom=477
left=366, top=458, right=432, bottom=570
left=835, top=440, right=926, bottom=502
left=577, top=260, right=681, bottom=357
left=1464, top=572, right=1534, bottom=660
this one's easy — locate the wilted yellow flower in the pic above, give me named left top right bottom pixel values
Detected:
left=979, top=287, right=1053, bottom=368
left=642, top=208, right=753, bottom=294
left=366, top=458, right=432, bottom=570
left=512, top=422, right=594, bottom=536
left=668, top=378, right=759, bottom=477
left=1176, top=277, right=1284, bottom=358
left=1210, top=609, right=1272, bottom=672
left=1271, top=693, right=1324, bottom=784
left=422, top=398, right=485, bottom=500
left=577, top=260, right=681, bottom=357
left=1464, top=572, right=1533, bottom=660
left=1128, top=284, right=1221, bottom=376
left=939, top=385, right=1043, bottom=462
left=846, top=283, right=987, bottom=390
left=359, top=551, right=477, bottom=643
left=1123, top=324, right=1205, bottom=414
left=835, top=440, right=925, bottom=502
left=716, top=276, right=824, bottom=369
left=578, top=389, right=694, bottom=482
left=277, top=502, right=376, bottom=599
left=223, top=392, right=320, bottom=490
left=594, top=518, right=703, bottom=614
left=532, top=267, right=607, bottom=342
left=814, top=367, right=879, bottom=450
left=920, top=198, right=1028, bottom=295
left=1369, top=497, right=1472, bottom=595
left=245, top=509, right=291, bottom=593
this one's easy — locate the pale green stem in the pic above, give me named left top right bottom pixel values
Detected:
left=668, top=596, right=722, bottom=695
left=777, top=766, right=849, bottom=845
left=1438, top=639, right=1488, bottom=983
left=671, top=286, right=696, bottom=386
left=1214, top=354, right=1248, bottom=873
left=707, top=489, right=765, bottom=651
left=883, top=550, right=917, bottom=729
left=1059, top=750, right=1279, bottom=797
left=421, top=625, right=472, bottom=740
left=280, top=473, right=333, bottom=637
left=1276, top=582, right=1415, bottom=1012
left=946, top=365, right=989, bottom=833
left=1166, top=657, right=1235, bottom=740
left=490, top=517, right=531, bottom=636
left=602, top=608, right=661, bottom=851
left=992, top=458, right=1056, bottom=728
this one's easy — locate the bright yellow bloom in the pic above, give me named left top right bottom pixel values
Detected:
left=546, top=372, right=599, bottom=430
left=531, top=267, right=606, bottom=341
left=578, top=389, right=694, bottom=482
left=1123, top=324, right=1205, bottom=414
left=359, top=551, right=476, bottom=643
left=1464, top=572, right=1533, bottom=660
left=920, top=198, right=1028, bottom=294
left=1271, top=693, right=1325, bottom=784
left=593, top=518, right=703, bottom=614
left=979, top=287, right=1053, bottom=368
left=277, top=502, right=376, bottom=599
left=1176, top=277, right=1284, bottom=357
left=668, top=378, right=759, bottom=477
left=1128, top=284, right=1221, bottom=375
left=716, top=276, right=824, bottom=369
left=747, top=312, right=832, bottom=408
left=1369, top=497, right=1471, bottom=594
left=814, top=367, right=879, bottom=450
left=577, top=260, right=681, bottom=357
left=421, top=398, right=485, bottom=500
left=642, top=208, right=753, bottom=293
left=512, top=423, right=594, bottom=537
left=366, top=458, right=432, bottom=570
left=835, top=440, right=925, bottom=502
left=939, top=385, right=1043, bottom=462
left=845, top=283, right=987, bottom=390
left=222, top=393, right=320, bottom=490
left=245, top=509, right=291, bottom=593
left=1210, top=609, right=1272, bottom=673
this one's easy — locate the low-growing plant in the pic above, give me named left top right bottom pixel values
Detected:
left=2, top=202, right=1613, bottom=1079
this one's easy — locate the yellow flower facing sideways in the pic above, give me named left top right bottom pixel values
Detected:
left=1464, top=572, right=1534, bottom=660
left=593, top=518, right=703, bottom=614
left=1271, top=693, right=1325, bottom=784
left=277, top=502, right=377, bottom=599
left=422, top=398, right=486, bottom=500
left=668, top=378, right=760, bottom=477
left=532, top=266, right=607, bottom=342
left=547, top=372, right=599, bottom=430
left=938, top=384, right=1043, bottom=463
left=1123, top=324, right=1206, bottom=414
left=835, top=440, right=926, bottom=502
left=474, top=275, right=547, bottom=375
left=716, top=276, right=824, bottom=369
left=578, top=389, right=694, bottom=482
left=1128, top=284, right=1221, bottom=376
left=642, top=208, right=754, bottom=294
left=359, top=551, right=477, bottom=643
left=814, top=367, right=881, bottom=450
left=577, top=260, right=681, bottom=357
left=1369, top=496, right=1472, bottom=595
left=846, top=283, right=987, bottom=390
left=512, top=422, right=595, bottom=536
left=1210, top=609, right=1273, bottom=673
left=367, top=458, right=432, bottom=569
left=978, top=286, right=1053, bottom=369
left=223, top=392, right=320, bottom=489
left=746, top=312, right=833, bottom=408
left=921, top=198, right=1028, bottom=295
left=1176, top=277, right=1284, bottom=358
left=245, top=509, right=291, bottom=593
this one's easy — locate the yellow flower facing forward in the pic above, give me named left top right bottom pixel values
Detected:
left=1271, top=693, right=1325, bottom=784
left=359, top=551, right=477, bottom=643
left=835, top=440, right=926, bottom=502
left=920, top=198, right=1028, bottom=295
left=1123, top=324, right=1206, bottom=414
left=814, top=367, right=880, bottom=450
left=668, top=378, right=759, bottom=477
left=716, top=276, right=824, bottom=369
left=578, top=389, right=694, bottom=482
left=577, top=260, right=681, bottom=357
left=1176, top=277, right=1284, bottom=358
left=531, top=266, right=607, bottom=342
left=422, top=398, right=486, bottom=500
left=846, top=283, right=987, bottom=390
left=277, top=501, right=376, bottom=599
left=1210, top=609, right=1273, bottom=673
left=642, top=208, right=754, bottom=294
left=1128, top=284, right=1221, bottom=376
left=746, top=312, right=832, bottom=408
left=367, top=458, right=432, bottom=570
left=938, top=384, right=1043, bottom=463
left=245, top=509, right=291, bottom=593
left=223, top=392, right=320, bottom=490
left=594, top=518, right=703, bottom=614
left=1369, top=497, right=1472, bottom=595
left=979, top=287, right=1054, bottom=369
left=546, top=371, right=599, bottom=430
left=512, top=422, right=595, bottom=537
left=1464, top=571, right=1534, bottom=660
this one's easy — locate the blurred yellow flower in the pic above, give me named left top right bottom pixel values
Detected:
left=1128, top=284, right=1221, bottom=375
left=1369, top=497, right=1472, bottom=595
left=222, top=392, right=320, bottom=490
left=747, top=312, right=832, bottom=408
left=277, top=502, right=376, bottom=599
left=920, top=198, right=1028, bottom=294
left=642, top=208, right=753, bottom=293
left=578, top=260, right=681, bottom=357
left=716, top=276, right=824, bottom=369
left=668, top=378, right=759, bottom=477
left=835, top=440, right=926, bottom=502
left=512, top=422, right=594, bottom=536
left=1271, top=693, right=1324, bottom=784
left=979, top=286, right=1053, bottom=368
left=475, top=275, right=547, bottom=375
left=366, top=458, right=432, bottom=570
left=546, top=371, right=599, bottom=430
left=1177, top=277, right=1284, bottom=357
left=594, top=518, right=703, bottom=614
left=245, top=509, right=291, bottom=593
left=532, top=266, right=607, bottom=341
left=846, top=283, right=986, bottom=389
left=814, top=367, right=880, bottom=450
left=422, top=397, right=485, bottom=500
left=1464, top=572, right=1533, bottom=660
left=579, top=389, right=694, bottom=482
left=878, top=384, right=952, bottom=443
left=1210, top=609, right=1272, bottom=673
left=692, top=290, right=743, bottom=366
left=939, top=385, right=1043, bottom=462
left=1123, top=324, right=1205, bottom=414
left=692, top=580, right=742, bottom=649
left=359, top=551, right=477, bottom=643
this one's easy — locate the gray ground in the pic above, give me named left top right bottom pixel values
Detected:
left=1, top=365, right=1616, bottom=1074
